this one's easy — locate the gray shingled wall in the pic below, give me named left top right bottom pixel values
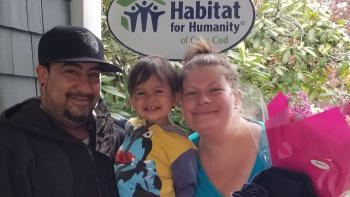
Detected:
left=0, top=0, right=71, bottom=112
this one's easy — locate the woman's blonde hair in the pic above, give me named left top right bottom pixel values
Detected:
left=180, top=36, right=240, bottom=90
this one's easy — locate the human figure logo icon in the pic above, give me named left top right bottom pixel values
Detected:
left=119, top=0, right=166, bottom=32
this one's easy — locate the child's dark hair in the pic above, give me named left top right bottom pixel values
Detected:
left=128, top=56, right=179, bottom=96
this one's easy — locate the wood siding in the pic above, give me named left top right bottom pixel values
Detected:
left=0, top=0, right=71, bottom=112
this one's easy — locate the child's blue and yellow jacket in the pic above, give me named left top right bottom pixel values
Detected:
left=114, top=117, right=197, bottom=197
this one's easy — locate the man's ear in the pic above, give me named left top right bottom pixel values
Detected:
left=36, top=65, right=48, bottom=87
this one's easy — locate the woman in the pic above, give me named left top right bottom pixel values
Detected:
left=179, top=38, right=270, bottom=197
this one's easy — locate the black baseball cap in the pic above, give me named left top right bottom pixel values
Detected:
left=38, top=25, right=122, bottom=73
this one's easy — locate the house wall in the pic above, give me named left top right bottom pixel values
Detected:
left=0, top=0, right=70, bottom=112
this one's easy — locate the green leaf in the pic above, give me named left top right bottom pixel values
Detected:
left=303, top=47, right=317, bottom=58
left=111, top=111, right=131, bottom=119
left=297, top=71, right=303, bottom=80
left=101, top=85, right=127, bottom=99
left=152, top=0, right=166, bottom=6
left=275, top=46, right=290, bottom=54
left=339, top=64, right=350, bottom=77
left=250, top=62, right=267, bottom=69
left=101, top=75, right=116, bottom=82
left=263, top=39, right=272, bottom=56
left=238, top=44, right=247, bottom=63
left=227, top=52, right=240, bottom=61
left=253, top=37, right=261, bottom=50
left=318, top=44, right=332, bottom=55
left=117, top=0, right=137, bottom=7
left=307, top=29, right=316, bottom=43
left=121, top=16, right=129, bottom=30
left=282, top=50, right=291, bottom=65
left=274, top=67, right=284, bottom=75
left=268, top=30, right=279, bottom=38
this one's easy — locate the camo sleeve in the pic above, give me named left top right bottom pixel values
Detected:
left=94, top=98, right=126, bottom=160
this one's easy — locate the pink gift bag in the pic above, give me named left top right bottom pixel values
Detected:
left=266, top=93, right=350, bottom=197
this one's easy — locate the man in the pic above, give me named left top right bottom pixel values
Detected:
left=0, top=26, right=123, bottom=197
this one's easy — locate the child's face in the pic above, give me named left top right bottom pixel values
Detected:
left=129, top=74, right=176, bottom=125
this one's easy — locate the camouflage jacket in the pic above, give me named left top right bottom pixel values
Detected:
left=94, top=99, right=126, bottom=161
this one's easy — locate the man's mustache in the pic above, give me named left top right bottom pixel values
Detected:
left=66, top=92, right=94, bottom=102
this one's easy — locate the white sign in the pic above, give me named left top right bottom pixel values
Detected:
left=108, top=0, right=255, bottom=60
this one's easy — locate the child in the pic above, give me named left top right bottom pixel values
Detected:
left=114, top=56, right=197, bottom=197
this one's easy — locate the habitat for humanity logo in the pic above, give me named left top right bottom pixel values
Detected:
left=117, top=0, right=166, bottom=32
left=108, top=0, right=255, bottom=60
